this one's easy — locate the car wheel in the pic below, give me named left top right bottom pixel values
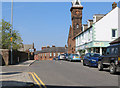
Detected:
left=70, top=59, right=72, bottom=62
left=110, top=63, right=116, bottom=74
left=83, top=60, right=86, bottom=66
left=98, top=61, right=103, bottom=71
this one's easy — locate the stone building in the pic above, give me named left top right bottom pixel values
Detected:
left=18, top=43, right=36, bottom=60
left=67, top=0, right=83, bottom=54
left=34, top=46, right=67, bottom=60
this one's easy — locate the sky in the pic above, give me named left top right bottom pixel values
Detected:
left=2, top=2, right=115, bottom=50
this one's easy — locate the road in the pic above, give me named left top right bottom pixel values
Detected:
left=2, top=60, right=119, bottom=88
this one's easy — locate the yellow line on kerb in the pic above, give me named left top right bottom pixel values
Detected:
left=34, top=72, right=47, bottom=88
left=29, top=72, right=42, bottom=88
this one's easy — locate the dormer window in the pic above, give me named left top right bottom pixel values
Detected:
left=77, top=24, right=79, bottom=29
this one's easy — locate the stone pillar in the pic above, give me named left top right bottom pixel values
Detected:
left=85, top=49, right=88, bottom=54
left=100, top=47, right=102, bottom=55
left=91, top=48, right=93, bottom=53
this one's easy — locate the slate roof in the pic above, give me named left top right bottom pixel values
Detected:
left=35, top=47, right=67, bottom=55
left=110, top=37, right=120, bottom=44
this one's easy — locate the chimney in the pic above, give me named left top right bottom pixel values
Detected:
left=112, top=2, right=117, bottom=9
left=82, top=24, right=88, bottom=31
left=47, top=46, right=50, bottom=48
left=87, top=20, right=93, bottom=28
left=41, top=46, right=46, bottom=50
left=52, top=45, right=55, bottom=47
left=65, top=45, right=67, bottom=49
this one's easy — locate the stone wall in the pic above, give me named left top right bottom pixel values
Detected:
left=0, top=49, right=28, bottom=66
left=0, top=49, right=9, bottom=66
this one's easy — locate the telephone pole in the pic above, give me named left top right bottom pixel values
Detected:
left=11, top=0, right=13, bottom=64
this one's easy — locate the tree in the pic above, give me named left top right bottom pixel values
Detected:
left=2, top=19, right=23, bottom=50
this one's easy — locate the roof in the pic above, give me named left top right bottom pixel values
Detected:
left=35, top=47, right=67, bottom=54
left=110, top=37, right=120, bottom=44
left=83, top=24, right=88, bottom=26
left=18, top=44, right=34, bottom=51
left=74, top=7, right=118, bottom=39
left=94, top=14, right=105, bottom=16
left=88, top=20, right=93, bottom=22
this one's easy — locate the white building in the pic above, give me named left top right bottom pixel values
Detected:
left=76, top=3, right=119, bottom=55
left=118, top=3, right=120, bottom=37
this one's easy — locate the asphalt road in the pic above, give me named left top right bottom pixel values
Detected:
left=2, top=60, right=120, bottom=88
left=29, top=60, right=119, bottom=88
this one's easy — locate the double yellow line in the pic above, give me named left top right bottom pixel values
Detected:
left=29, top=72, right=47, bottom=88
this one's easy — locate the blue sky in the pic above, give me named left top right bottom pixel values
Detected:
left=2, top=2, right=114, bottom=50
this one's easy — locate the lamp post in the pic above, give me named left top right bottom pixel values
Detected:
left=11, top=0, right=13, bottom=65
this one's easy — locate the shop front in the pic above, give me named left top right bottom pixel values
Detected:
left=76, top=41, right=110, bottom=55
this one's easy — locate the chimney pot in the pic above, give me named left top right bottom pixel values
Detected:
left=112, top=2, right=117, bottom=9
left=52, top=45, right=55, bottom=47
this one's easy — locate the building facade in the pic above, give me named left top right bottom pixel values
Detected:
left=67, top=0, right=83, bottom=54
left=34, top=46, right=67, bottom=60
left=118, top=2, right=120, bottom=37
left=76, top=3, right=119, bottom=55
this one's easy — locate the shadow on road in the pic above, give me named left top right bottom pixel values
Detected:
left=1, top=81, right=34, bottom=88
left=0, top=72, right=22, bottom=75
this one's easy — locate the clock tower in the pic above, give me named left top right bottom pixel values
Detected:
left=67, top=0, right=83, bottom=54
left=71, top=0, right=83, bottom=37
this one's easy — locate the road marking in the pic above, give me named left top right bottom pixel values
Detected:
left=34, top=72, right=47, bottom=88
left=29, top=72, right=42, bottom=88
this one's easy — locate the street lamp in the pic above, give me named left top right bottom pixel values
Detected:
left=11, top=0, right=13, bottom=64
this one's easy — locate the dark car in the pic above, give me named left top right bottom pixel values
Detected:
left=64, top=53, right=70, bottom=60
left=83, top=53, right=101, bottom=67
left=98, top=44, right=120, bottom=74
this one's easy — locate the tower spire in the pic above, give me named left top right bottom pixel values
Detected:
left=72, top=0, right=82, bottom=7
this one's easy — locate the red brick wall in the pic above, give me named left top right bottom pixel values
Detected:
left=34, top=52, right=64, bottom=61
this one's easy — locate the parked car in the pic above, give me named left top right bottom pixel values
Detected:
left=67, top=54, right=81, bottom=62
left=53, top=56, right=58, bottom=61
left=83, top=53, right=101, bottom=67
left=64, top=53, right=70, bottom=60
left=98, top=44, right=120, bottom=74
left=58, top=54, right=65, bottom=60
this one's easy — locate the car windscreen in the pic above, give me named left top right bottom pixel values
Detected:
left=91, top=54, right=100, bottom=57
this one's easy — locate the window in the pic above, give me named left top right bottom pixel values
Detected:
left=58, top=53, right=60, bottom=56
left=54, top=53, right=55, bottom=56
left=112, top=29, right=117, bottom=38
left=50, top=53, right=52, bottom=57
left=106, top=48, right=110, bottom=55
left=115, top=47, right=118, bottom=54
left=119, top=47, right=120, bottom=55
left=77, top=24, right=79, bottom=29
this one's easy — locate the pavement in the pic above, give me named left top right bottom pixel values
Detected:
left=12, top=60, right=35, bottom=67
left=1, top=60, right=36, bottom=88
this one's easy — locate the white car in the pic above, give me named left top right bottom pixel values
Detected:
left=58, top=54, right=65, bottom=60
